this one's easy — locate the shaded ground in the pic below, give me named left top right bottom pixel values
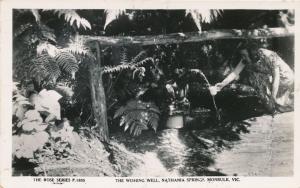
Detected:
left=210, top=112, right=293, bottom=176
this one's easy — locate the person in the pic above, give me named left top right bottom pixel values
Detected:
left=209, top=43, right=294, bottom=113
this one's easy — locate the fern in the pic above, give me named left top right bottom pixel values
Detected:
left=30, top=9, right=41, bottom=23
left=104, top=9, right=126, bottom=30
left=130, top=50, right=147, bottom=64
left=120, top=47, right=129, bottom=64
left=55, top=51, right=79, bottom=76
left=64, top=35, right=95, bottom=60
left=30, top=54, right=61, bottom=84
left=102, top=49, right=154, bottom=75
left=135, top=57, right=154, bottom=66
left=185, top=9, right=222, bottom=31
left=44, top=9, right=91, bottom=30
left=102, top=64, right=135, bottom=74
left=114, top=100, right=160, bottom=136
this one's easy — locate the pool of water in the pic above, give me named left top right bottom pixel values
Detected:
left=112, top=112, right=293, bottom=176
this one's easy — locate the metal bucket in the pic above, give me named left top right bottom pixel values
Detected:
left=165, top=115, right=184, bottom=129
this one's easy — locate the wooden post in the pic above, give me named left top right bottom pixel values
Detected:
left=89, top=41, right=109, bottom=142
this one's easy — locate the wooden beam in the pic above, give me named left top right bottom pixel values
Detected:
left=80, top=27, right=294, bottom=46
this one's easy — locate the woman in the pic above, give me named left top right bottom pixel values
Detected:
left=209, top=44, right=294, bottom=113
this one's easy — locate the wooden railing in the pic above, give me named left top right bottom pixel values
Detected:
left=79, top=26, right=294, bottom=46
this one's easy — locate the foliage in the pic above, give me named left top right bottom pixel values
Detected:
left=114, top=100, right=160, bottom=136
left=51, top=9, right=91, bottom=30
left=55, top=51, right=79, bottom=77
left=12, top=86, right=75, bottom=161
left=103, top=49, right=154, bottom=85
left=13, top=8, right=293, bottom=142
left=12, top=104, right=50, bottom=159
left=29, top=54, right=61, bottom=84
left=13, top=94, right=31, bottom=121
left=28, top=48, right=79, bottom=85
left=185, top=9, right=222, bottom=31
left=32, top=119, right=75, bottom=162
left=104, top=9, right=126, bottom=30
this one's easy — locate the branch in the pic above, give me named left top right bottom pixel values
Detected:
left=79, top=27, right=294, bottom=46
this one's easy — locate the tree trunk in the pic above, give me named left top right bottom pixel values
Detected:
left=89, top=42, right=109, bottom=142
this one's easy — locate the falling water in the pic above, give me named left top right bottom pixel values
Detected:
left=198, top=70, right=221, bottom=122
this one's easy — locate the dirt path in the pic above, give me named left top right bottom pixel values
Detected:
left=210, top=112, right=294, bottom=176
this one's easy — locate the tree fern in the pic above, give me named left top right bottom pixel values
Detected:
left=114, top=99, right=160, bottom=136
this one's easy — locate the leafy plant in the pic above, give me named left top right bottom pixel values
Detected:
left=13, top=108, right=50, bottom=159
left=29, top=54, right=61, bottom=84
left=185, top=9, right=223, bottom=31
left=51, top=9, right=91, bottom=30
left=102, top=48, right=154, bottom=80
left=114, top=99, right=160, bottom=136
left=104, top=9, right=126, bottom=30
left=55, top=51, right=79, bottom=77
left=12, top=86, right=76, bottom=161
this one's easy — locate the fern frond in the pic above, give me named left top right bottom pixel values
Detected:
left=185, top=9, right=222, bottom=31
left=64, top=35, right=95, bottom=59
left=44, top=60, right=61, bottom=81
left=30, top=54, right=61, bottom=84
left=114, top=99, right=160, bottom=136
left=130, top=50, right=147, bottom=64
left=55, top=51, right=79, bottom=75
left=120, top=47, right=129, bottom=64
left=102, top=57, right=154, bottom=75
left=135, top=57, right=154, bottom=67
left=104, top=9, right=126, bottom=30
left=30, top=9, right=41, bottom=23
left=44, top=9, right=91, bottom=30
left=114, top=105, right=126, bottom=119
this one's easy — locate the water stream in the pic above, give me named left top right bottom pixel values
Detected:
left=197, top=70, right=221, bottom=121
left=113, top=129, right=226, bottom=176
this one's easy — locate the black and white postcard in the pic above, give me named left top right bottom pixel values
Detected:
left=1, top=0, right=300, bottom=188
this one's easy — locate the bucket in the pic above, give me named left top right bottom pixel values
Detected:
left=165, top=115, right=184, bottom=129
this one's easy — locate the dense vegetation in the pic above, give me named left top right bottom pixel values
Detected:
left=12, top=9, right=294, bottom=176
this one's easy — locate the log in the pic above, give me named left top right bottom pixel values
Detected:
left=89, top=42, right=109, bottom=142
left=80, top=27, right=294, bottom=46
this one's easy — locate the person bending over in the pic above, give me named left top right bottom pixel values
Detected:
left=209, top=43, right=294, bottom=113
